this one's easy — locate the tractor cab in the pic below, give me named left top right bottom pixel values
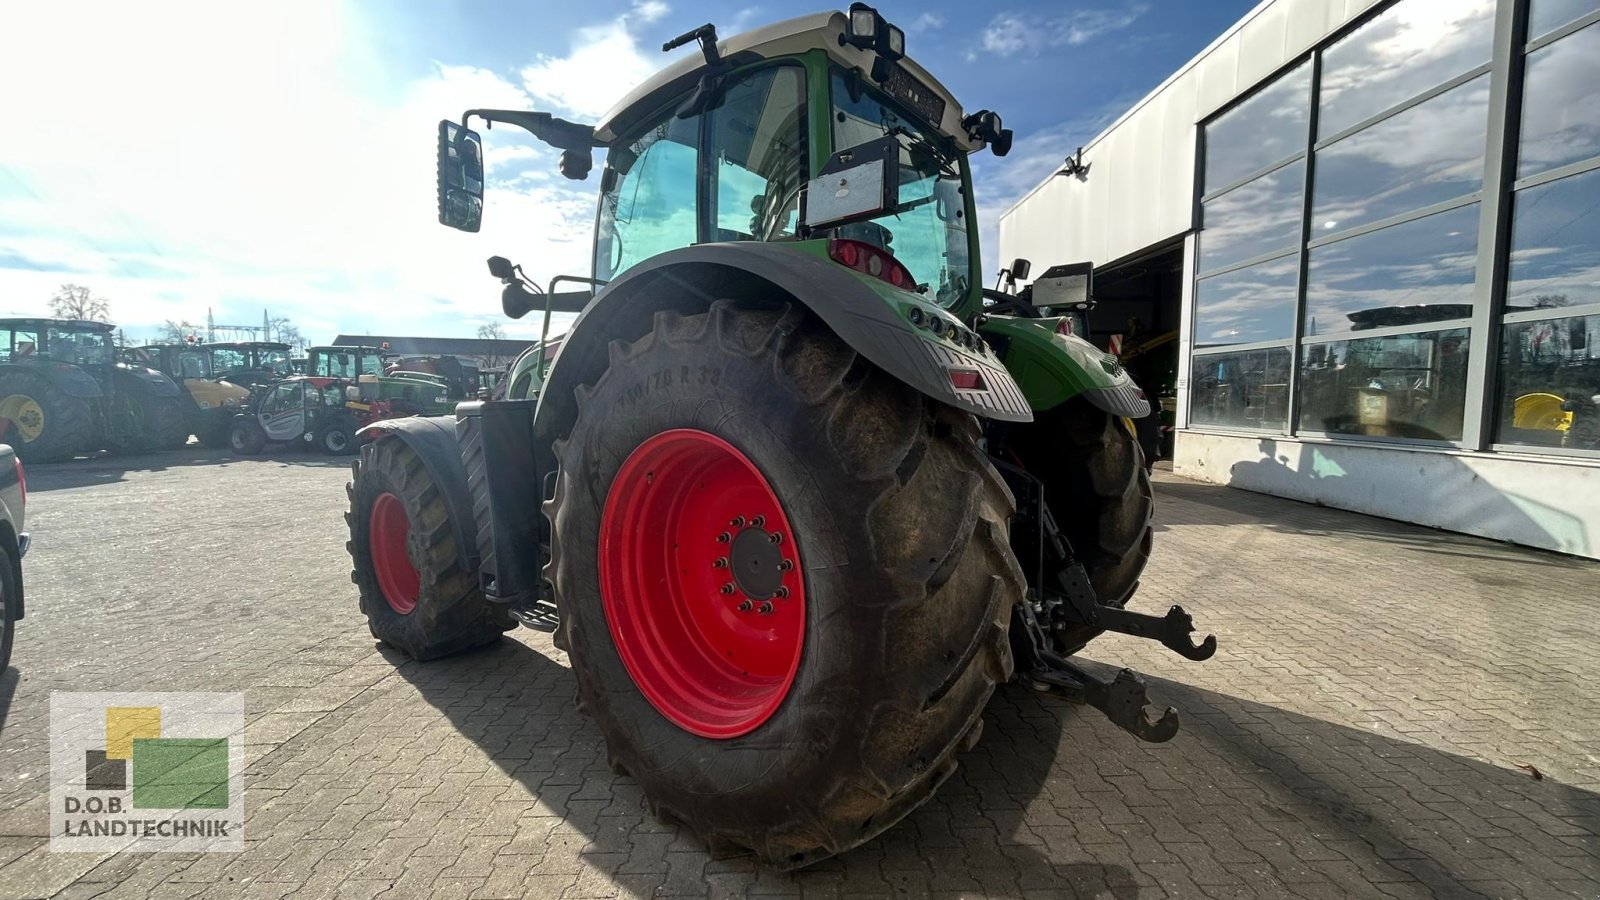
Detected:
left=209, top=341, right=294, bottom=389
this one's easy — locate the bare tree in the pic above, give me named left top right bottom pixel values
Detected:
left=49, top=284, right=111, bottom=322
left=268, top=316, right=306, bottom=353
left=159, top=320, right=202, bottom=343
left=476, top=322, right=508, bottom=366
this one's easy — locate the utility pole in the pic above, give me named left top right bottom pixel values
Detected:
left=207, top=307, right=215, bottom=342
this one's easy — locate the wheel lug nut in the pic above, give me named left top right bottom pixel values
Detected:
left=758, top=601, right=774, bottom=615
left=716, top=532, right=730, bottom=543
left=778, top=559, right=793, bottom=571
left=738, top=600, right=753, bottom=612
left=720, top=583, right=735, bottom=595
left=729, top=516, right=745, bottom=527
left=713, top=557, right=728, bottom=569
left=769, top=532, right=783, bottom=544
left=775, top=586, right=789, bottom=599
left=751, top=515, right=766, bottom=528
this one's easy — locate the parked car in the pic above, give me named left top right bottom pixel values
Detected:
left=0, top=443, right=28, bottom=672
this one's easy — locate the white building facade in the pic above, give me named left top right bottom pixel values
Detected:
left=1000, top=0, right=1600, bottom=559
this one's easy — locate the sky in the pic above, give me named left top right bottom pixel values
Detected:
left=0, top=0, right=1256, bottom=344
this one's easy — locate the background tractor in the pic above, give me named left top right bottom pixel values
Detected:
left=208, top=340, right=295, bottom=389
left=307, top=345, right=454, bottom=415
left=124, top=343, right=250, bottom=447
left=0, top=318, right=189, bottom=462
left=346, top=7, right=1213, bottom=867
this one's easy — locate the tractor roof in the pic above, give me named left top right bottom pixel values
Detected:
left=0, top=317, right=115, bottom=332
left=210, top=341, right=291, bottom=351
left=593, top=10, right=981, bottom=153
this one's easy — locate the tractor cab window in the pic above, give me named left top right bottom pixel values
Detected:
left=212, top=347, right=244, bottom=374
left=595, top=111, right=701, bottom=280
left=829, top=70, right=971, bottom=307
left=261, top=349, right=294, bottom=376
left=4, top=330, right=39, bottom=361
left=262, top=382, right=304, bottom=415
left=176, top=350, right=211, bottom=379
left=706, top=66, right=806, bottom=241
left=45, top=328, right=111, bottom=367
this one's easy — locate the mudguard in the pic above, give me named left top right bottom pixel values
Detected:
left=534, top=242, right=1032, bottom=451
left=356, top=415, right=479, bottom=572
left=114, top=364, right=184, bottom=398
left=1, top=362, right=103, bottom=399
left=979, top=315, right=1151, bottom=418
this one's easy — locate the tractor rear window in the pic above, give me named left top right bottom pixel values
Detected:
left=45, top=328, right=111, bottom=367
left=830, top=70, right=971, bottom=307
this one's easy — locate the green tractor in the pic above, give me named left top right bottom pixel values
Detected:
left=0, top=319, right=189, bottom=462
left=346, top=7, right=1214, bottom=867
left=123, top=343, right=252, bottom=448
left=306, top=345, right=454, bottom=415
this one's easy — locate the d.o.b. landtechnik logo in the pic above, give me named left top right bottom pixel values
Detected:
left=50, top=692, right=244, bottom=852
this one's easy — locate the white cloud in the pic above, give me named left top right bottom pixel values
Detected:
left=909, top=12, right=946, bottom=32
left=979, top=4, right=1148, bottom=55
left=0, top=1, right=600, bottom=342
left=520, top=0, right=675, bottom=121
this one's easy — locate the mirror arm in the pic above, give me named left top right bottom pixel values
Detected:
left=461, top=109, right=600, bottom=152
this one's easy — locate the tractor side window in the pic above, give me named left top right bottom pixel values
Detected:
left=595, top=110, right=701, bottom=280
left=9, top=330, right=38, bottom=360
left=706, top=66, right=806, bottom=242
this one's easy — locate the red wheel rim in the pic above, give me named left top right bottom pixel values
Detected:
left=599, top=429, right=806, bottom=739
left=369, top=492, right=420, bottom=615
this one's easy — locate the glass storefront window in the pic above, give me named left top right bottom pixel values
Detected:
left=1312, top=74, right=1488, bottom=235
left=1190, top=347, right=1292, bottom=431
left=1529, top=0, right=1600, bottom=41
left=1194, top=257, right=1300, bottom=348
left=1298, top=329, right=1471, bottom=440
left=1202, top=63, right=1310, bottom=192
left=1304, top=203, right=1480, bottom=336
left=1517, top=22, right=1600, bottom=179
left=1318, top=0, right=1494, bottom=138
left=1199, top=161, right=1304, bottom=273
left=1496, top=314, right=1600, bottom=450
left=1507, top=168, right=1600, bottom=312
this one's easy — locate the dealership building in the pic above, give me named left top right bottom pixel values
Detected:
left=1000, top=0, right=1600, bottom=558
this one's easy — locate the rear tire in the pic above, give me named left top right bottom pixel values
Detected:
left=228, top=419, right=266, bottom=455
left=547, top=300, right=1023, bottom=867
left=347, top=438, right=514, bottom=660
left=0, top=372, right=93, bottom=464
left=0, top=542, right=15, bottom=673
left=152, top=396, right=191, bottom=449
left=1009, top=399, right=1153, bottom=655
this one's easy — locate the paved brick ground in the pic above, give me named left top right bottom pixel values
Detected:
left=0, top=447, right=1596, bottom=899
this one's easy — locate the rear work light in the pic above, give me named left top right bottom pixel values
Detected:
left=827, top=238, right=917, bottom=291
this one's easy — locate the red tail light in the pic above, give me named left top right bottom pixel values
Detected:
left=827, top=239, right=917, bottom=291
left=949, top=369, right=985, bottom=391
left=14, top=457, right=24, bottom=510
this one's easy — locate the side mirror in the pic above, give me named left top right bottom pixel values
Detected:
left=1030, top=262, right=1093, bottom=310
left=801, top=135, right=899, bottom=231
left=437, top=120, right=485, bottom=232
left=486, top=256, right=515, bottom=280
left=1009, top=258, right=1031, bottom=281
left=502, top=283, right=539, bottom=320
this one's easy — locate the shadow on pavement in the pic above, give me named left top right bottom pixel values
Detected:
left=0, top=666, right=17, bottom=735
left=395, top=632, right=1599, bottom=896
left=24, top=446, right=352, bottom=491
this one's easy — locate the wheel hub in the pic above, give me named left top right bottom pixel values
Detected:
left=599, top=429, right=806, bottom=739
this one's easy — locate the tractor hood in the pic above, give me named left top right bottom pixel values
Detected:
left=592, top=10, right=985, bottom=154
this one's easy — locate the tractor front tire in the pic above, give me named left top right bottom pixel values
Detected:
left=547, top=300, right=1022, bottom=867
left=347, top=438, right=514, bottom=660
left=152, top=396, right=191, bottom=450
left=1010, top=399, right=1153, bottom=655
left=228, top=419, right=266, bottom=455
left=0, top=372, right=94, bottom=464
left=316, top=415, right=357, bottom=456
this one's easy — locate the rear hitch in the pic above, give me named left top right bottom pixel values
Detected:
left=1013, top=602, right=1181, bottom=743
left=1085, top=602, right=1217, bottom=662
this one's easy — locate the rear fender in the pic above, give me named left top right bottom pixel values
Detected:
left=533, top=242, right=1031, bottom=457
left=356, top=416, right=479, bottom=574
left=114, top=364, right=184, bottom=398
left=979, top=315, right=1150, bottom=418
left=0, top=362, right=103, bottom=399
